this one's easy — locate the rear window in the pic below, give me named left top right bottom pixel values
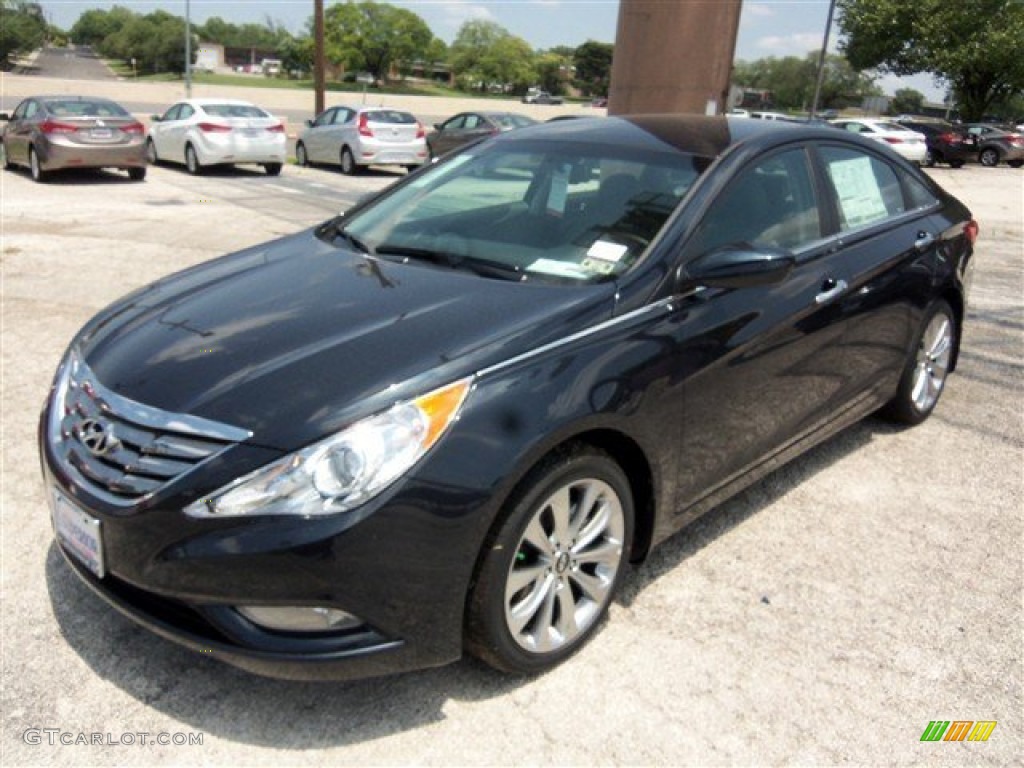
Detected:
left=364, top=110, right=416, bottom=124
left=45, top=100, right=129, bottom=118
left=202, top=104, right=270, bottom=119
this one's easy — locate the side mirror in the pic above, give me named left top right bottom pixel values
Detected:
left=0, top=113, right=10, bottom=122
left=433, top=123, right=442, bottom=130
left=150, top=115, right=162, bottom=122
left=305, top=118, right=313, bottom=127
left=687, top=245, right=795, bottom=289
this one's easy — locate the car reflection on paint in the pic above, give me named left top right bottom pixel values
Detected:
left=40, top=115, right=977, bottom=681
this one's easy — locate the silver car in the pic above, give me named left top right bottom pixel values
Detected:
left=296, top=106, right=428, bottom=174
left=1, top=95, right=147, bottom=182
left=147, top=98, right=286, bottom=176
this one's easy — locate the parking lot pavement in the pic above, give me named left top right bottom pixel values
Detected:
left=1, top=161, right=1020, bottom=765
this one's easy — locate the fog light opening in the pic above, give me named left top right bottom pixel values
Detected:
left=236, top=605, right=362, bottom=633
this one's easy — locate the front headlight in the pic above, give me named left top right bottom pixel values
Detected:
left=184, top=377, right=472, bottom=518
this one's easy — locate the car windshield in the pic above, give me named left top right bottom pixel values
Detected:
left=334, top=140, right=707, bottom=284
left=45, top=99, right=129, bottom=117
left=202, top=104, right=269, bottom=119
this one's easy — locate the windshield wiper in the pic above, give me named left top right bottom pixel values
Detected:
left=374, top=244, right=524, bottom=281
left=316, top=218, right=373, bottom=255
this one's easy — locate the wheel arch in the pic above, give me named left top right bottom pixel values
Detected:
left=941, top=286, right=965, bottom=374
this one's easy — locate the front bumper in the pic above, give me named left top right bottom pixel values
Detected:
left=40, top=415, right=483, bottom=680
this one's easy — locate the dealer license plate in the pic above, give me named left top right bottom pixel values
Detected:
left=50, top=487, right=105, bottom=578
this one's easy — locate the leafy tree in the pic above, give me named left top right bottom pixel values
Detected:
left=732, top=52, right=879, bottom=111
left=535, top=51, right=571, bottom=95
left=1, top=1, right=46, bottom=66
left=573, top=40, right=613, bottom=97
left=324, top=1, right=432, bottom=82
left=102, top=10, right=191, bottom=75
left=449, top=20, right=535, bottom=93
left=278, top=35, right=314, bottom=78
left=889, top=88, right=925, bottom=115
left=69, top=5, right=133, bottom=47
left=837, top=0, right=1024, bottom=121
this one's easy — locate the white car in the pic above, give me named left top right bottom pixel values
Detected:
left=296, top=106, right=427, bottom=174
left=146, top=98, right=286, bottom=176
left=829, top=118, right=928, bottom=163
left=750, top=111, right=791, bottom=121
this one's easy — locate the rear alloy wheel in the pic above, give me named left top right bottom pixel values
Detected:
left=29, top=147, right=47, bottom=182
left=295, top=142, right=309, bottom=167
left=882, top=301, right=955, bottom=425
left=340, top=146, right=359, bottom=175
left=145, top=138, right=159, bottom=165
left=979, top=147, right=1000, bottom=167
left=185, top=144, right=203, bottom=175
left=128, top=167, right=146, bottom=181
left=263, top=162, right=282, bottom=176
left=466, top=447, right=633, bottom=674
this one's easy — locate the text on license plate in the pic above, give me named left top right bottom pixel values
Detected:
left=51, top=488, right=105, bottom=578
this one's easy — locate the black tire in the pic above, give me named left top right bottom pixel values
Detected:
left=1009, top=159, right=1023, bottom=169
left=949, top=159, right=965, bottom=169
left=263, top=162, right=283, bottom=176
left=145, top=138, right=159, bottom=165
left=340, top=146, right=360, bottom=175
left=466, top=446, right=634, bottom=675
left=979, top=147, right=1000, bottom=167
left=128, top=167, right=146, bottom=181
left=295, top=142, right=308, bottom=167
left=880, top=300, right=956, bottom=426
left=185, top=143, right=203, bottom=175
left=923, top=149, right=937, bottom=168
left=29, top=146, right=47, bottom=182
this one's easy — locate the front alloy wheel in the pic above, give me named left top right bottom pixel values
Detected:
left=467, top=447, right=633, bottom=674
left=185, top=144, right=202, bottom=175
left=979, top=147, right=1000, bottom=167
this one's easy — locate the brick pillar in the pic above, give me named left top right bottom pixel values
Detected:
left=608, top=0, right=742, bottom=116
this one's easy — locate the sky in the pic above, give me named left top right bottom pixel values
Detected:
left=39, top=0, right=948, bottom=101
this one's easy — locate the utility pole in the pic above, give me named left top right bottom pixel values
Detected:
left=809, top=0, right=837, bottom=119
left=184, top=0, right=192, bottom=97
left=314, top=0, right=325, bottom=115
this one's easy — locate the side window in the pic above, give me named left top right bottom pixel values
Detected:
left=843, top=123, right=866, bottom=134
left=691, top=148, right=822, bottom=254
left=443, top=115, right=465, bottom=131
left=463, top=114, right=481, bottom=130
left=336, top=109, right=355, bottom=124
left=313, top=109, right=334, bottom=127
left=179, top=104, right=195, bottom=120
left=903, top=172, right=939, bottom=210
left=820, top=146, right=905, bottom=231
left=23, top=101, right=39, bottom=119
left=162, top=105, right=181, bottom=122
left=12, top=102, right=26, bottom=119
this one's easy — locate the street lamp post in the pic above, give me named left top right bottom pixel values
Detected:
left=184, top=0, right=192, bottom=97
left=810, top=0, right=837, bottom=119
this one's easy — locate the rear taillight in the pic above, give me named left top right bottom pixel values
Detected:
left=198, top=122, right=232, bottom=133
left=357, top=113, right=373, bottom=137
left=415, top=122, right=425, bottom=139
left=266, top=123, right=285, bottom=133
left=40, top=120, right=79, bottom=135
left=964, top=219, right=979, bottom=246
left=1008, top=134, right=1024, bottom=146
left=939, top=132, right=958, bottom=143
left=121, top=122, right=145, bottom=134
left=883, top=136, right=904, bottom=144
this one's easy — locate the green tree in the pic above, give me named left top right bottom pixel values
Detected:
left=573, top=40, right=613, bottom=97
left=449, top=20, right=535, bottom=92
left=837, top=0, right=1024, bottom=121
left=69, top=5, right=133, bottom=47
left=278, top=35, right=313, bottom=78
left=102, top=10, right=190, bottom=75
left=535, top=51, right=570, bottom=95
left=732, top=52, right=879, bottom=111
left=1, top=1, right=46, bottom=66
left=889, top=88, right=926, bottom=115
left=324, top=1, right=432, bottom=82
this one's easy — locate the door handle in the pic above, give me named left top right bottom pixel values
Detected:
left=914, top=231, right=936, bottom=252
left=815, top=278, right=848, bottom=305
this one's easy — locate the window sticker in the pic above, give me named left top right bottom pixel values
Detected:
left=827, top=156, right=888, bottom=228
left=527, top=258, right=591, bottom=279
left=546, top=164, right=571, bottom=217
left=586, top=239, right=629, bottom=263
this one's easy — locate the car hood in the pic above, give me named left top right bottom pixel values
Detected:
left=76, top=227, right=612, bottom=451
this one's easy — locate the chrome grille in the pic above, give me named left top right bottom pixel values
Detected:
left=49, top=352, right=251, bottom=506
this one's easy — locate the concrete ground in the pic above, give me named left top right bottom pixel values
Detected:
left=0, top=73, right=1021, bottom=766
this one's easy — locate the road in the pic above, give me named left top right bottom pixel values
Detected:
left=0, top=146, right=1021, bottom=764
left=13, top=45, right=115, bottom=80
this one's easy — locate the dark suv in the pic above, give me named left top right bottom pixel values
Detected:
left=898, top=120, right=976, bottom=168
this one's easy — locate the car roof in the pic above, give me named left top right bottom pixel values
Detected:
left=184, top=98, right=260, bottom=107
left=500, top=114, right=842, bottom=159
